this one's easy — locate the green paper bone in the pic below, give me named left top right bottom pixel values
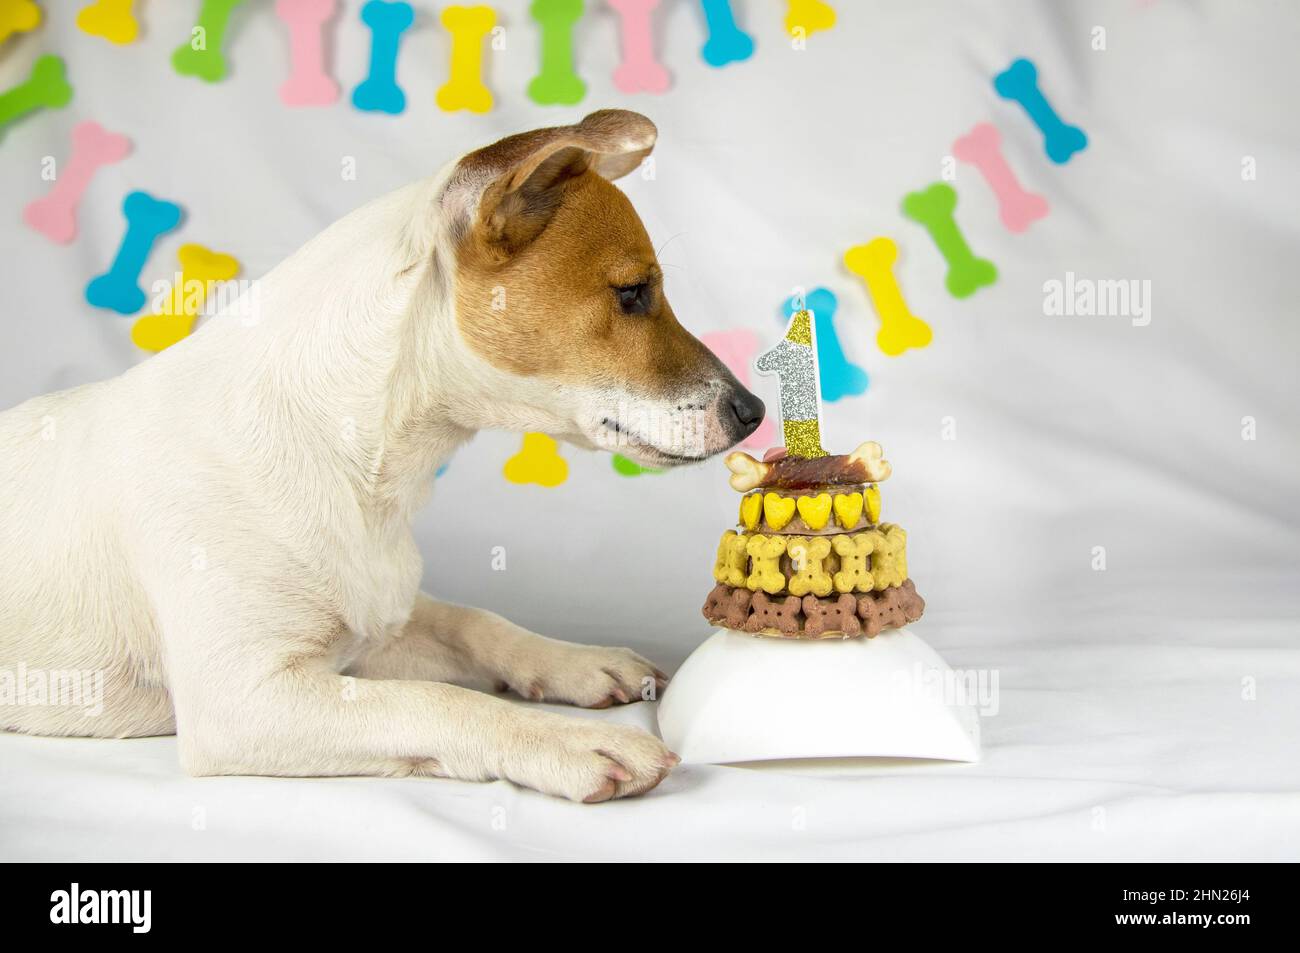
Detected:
left=901, top=183, right=997, bottom=299
left=528, top=0, right=586, bottom=105
left=0, top=56, right=72, bottom=137
left=172, top=0, right=246, bottom=82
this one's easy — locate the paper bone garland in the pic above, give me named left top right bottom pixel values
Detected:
left=699, top=0, right=755, bottom=68
left=503, top=433, right=568, bottom=487
left=784, top=0, right=836, bottom=37
left=528, top=0, right=586, bottom=105
left=352, top=0, right=414, bottom=114
left=755, top=309, right=826, bottom=459
left=700, top=329, right=775, bottom=450
left=901, top=183, right=997, bottom=299
left=843, top=238, right=932, bottom=356
left=0, top=0, right=39, bottom=44
left=781, top=288, right=868, bottom=401
left=994, top=57, right=1088, bottom=165
left=76, top=0, right=139, bottom=45
left=276, top=0, right=341, bottom=107
left=130, top=244, right=240, bottom=352
left=24, top=121, right=131, bottom=245
left=952, top=122, right=1048, bottom=234
left=609, top=0, right=670, bottom=94
left=0, top=55, right=72, bottom=139
left=85, top=192, right=183, bottom=315
left=437, top=5, right=497, bottom=113
left=172, top=0, right=246, bottom=83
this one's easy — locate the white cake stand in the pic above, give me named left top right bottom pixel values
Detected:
left=656, top=627, right=980, bottom=765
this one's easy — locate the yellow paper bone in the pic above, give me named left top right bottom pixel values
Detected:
left=0, top=0, right=40, bottom=44
left=131, top=244, right=240, bottom=352
left=503, top=432, right=568, bottom=487
left=436, top=5, right=495, bottom=113
left=784, top=0, right=835, bottom=37
left=76, top=0, right=139, bottom=44
left=844, top=237, right=933, bottom=357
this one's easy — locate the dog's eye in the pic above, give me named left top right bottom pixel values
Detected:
left=614, top=282, right=653, bottom=316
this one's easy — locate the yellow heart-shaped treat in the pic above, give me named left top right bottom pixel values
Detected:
left=739, top=493, right=762, bottom=531
left=833, top=492, right=863, bottom=529
left=796, top=493, right=832, bottom=531
left=864, top=485, right=882, bottom=524
left=763, top=492, right=796, bottom=531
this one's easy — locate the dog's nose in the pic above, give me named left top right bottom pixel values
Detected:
left=727, top=388, right=766, bottom=438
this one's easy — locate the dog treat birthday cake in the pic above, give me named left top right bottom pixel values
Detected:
left=701, top=441, right=925, bottom=638
left=701, top=306, right=924, bottom=639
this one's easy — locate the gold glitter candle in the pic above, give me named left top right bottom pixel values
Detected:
left=755, top=309, right=827, bottom=458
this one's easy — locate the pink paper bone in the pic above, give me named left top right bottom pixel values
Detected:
left=23, top=120, right=131, bottom=244
left=700, top=328, right=775, bottom=450
left=276, top=0, right=340, bottom=106
left=609, top=0, right=669, bottom=94
left=951, top=122, right=1048, bottom=234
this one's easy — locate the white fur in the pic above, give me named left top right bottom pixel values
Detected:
left=0, top=153, right=700, bottom=802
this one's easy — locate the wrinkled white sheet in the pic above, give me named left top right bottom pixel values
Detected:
left=2, top=1, right=1298, bottom=861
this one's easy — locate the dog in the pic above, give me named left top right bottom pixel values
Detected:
left=0, top=110, right=764, bottom=802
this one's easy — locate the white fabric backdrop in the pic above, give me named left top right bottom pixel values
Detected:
left=1, top=0, right=1298, bottom=861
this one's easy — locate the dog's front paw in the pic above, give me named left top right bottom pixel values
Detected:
left=495, top=643, right=668, bottom=709
left=503, top=710, right=679, bottom=802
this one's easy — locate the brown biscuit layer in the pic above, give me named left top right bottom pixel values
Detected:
left=702, top=579, right=925, bottom=640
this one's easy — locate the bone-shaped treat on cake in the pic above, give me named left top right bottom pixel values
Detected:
left=436, top=5, right=496, bottom=113
left=993, top=57, right=1088, bottom=165
left=609, top=0, right=670, bottom=94
left=725, top=441, right=891, bottom=493
left=275, top=0, right=340, bottom=107
left=527, top=0, right=585, bottom=105
left=131, top=243, right=240, bottom=352
left=952, top=122, right=1048, bottom=233
left=85, top=192, right=183, bottom=315
left=24, top=121, right=131, bottom=245
left=0, top=55, right=73, bottom=138
left=843, top=237, right=932, bottom=356
left=699, top=0, right=754, bottom=67
left=172, top=0, right=246, bottom=83
left=76, top=0, right=139, bottom=44
left=901, top=183, right=997, bottom=299
left=352, top=0, right=414, bottom=114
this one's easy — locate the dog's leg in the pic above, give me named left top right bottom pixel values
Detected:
left=353, top=594, right=669, bottom=708
left=172, top=615, right=676, bottom=801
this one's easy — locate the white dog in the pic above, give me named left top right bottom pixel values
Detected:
left=0, top=110, right=764, bottom=802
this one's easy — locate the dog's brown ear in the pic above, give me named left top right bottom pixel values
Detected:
left=447, top=109, right=656, bottom=256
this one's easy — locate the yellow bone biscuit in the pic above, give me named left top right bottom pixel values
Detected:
left=713, top=530, right=748, bottom=587
left=832, top=533, right=874, bottom=593
left=795, top=492, right=832, bottom=531
left=762, top=491, right=796, bottom=531
left=786, top=536, right=832, bottom=597
left=436, top=5, right=495, bottom=113
left=745, top=534, right=787, bottom=593
left=870, top=524, right=908, bottom=590
left=832, top=491, right=862, bottom=529
left=864, top=484, right=882, bottom=523
left=739, top=492, right=762, bottom=531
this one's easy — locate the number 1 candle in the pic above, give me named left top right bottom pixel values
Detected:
left=755, top=308, right=827, bottom=458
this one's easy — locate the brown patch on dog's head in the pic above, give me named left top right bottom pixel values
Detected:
left=443, top=110, right=763, bottom=467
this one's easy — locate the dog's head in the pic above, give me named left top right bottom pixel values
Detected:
left=440, top=109, right=764, bottom=468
